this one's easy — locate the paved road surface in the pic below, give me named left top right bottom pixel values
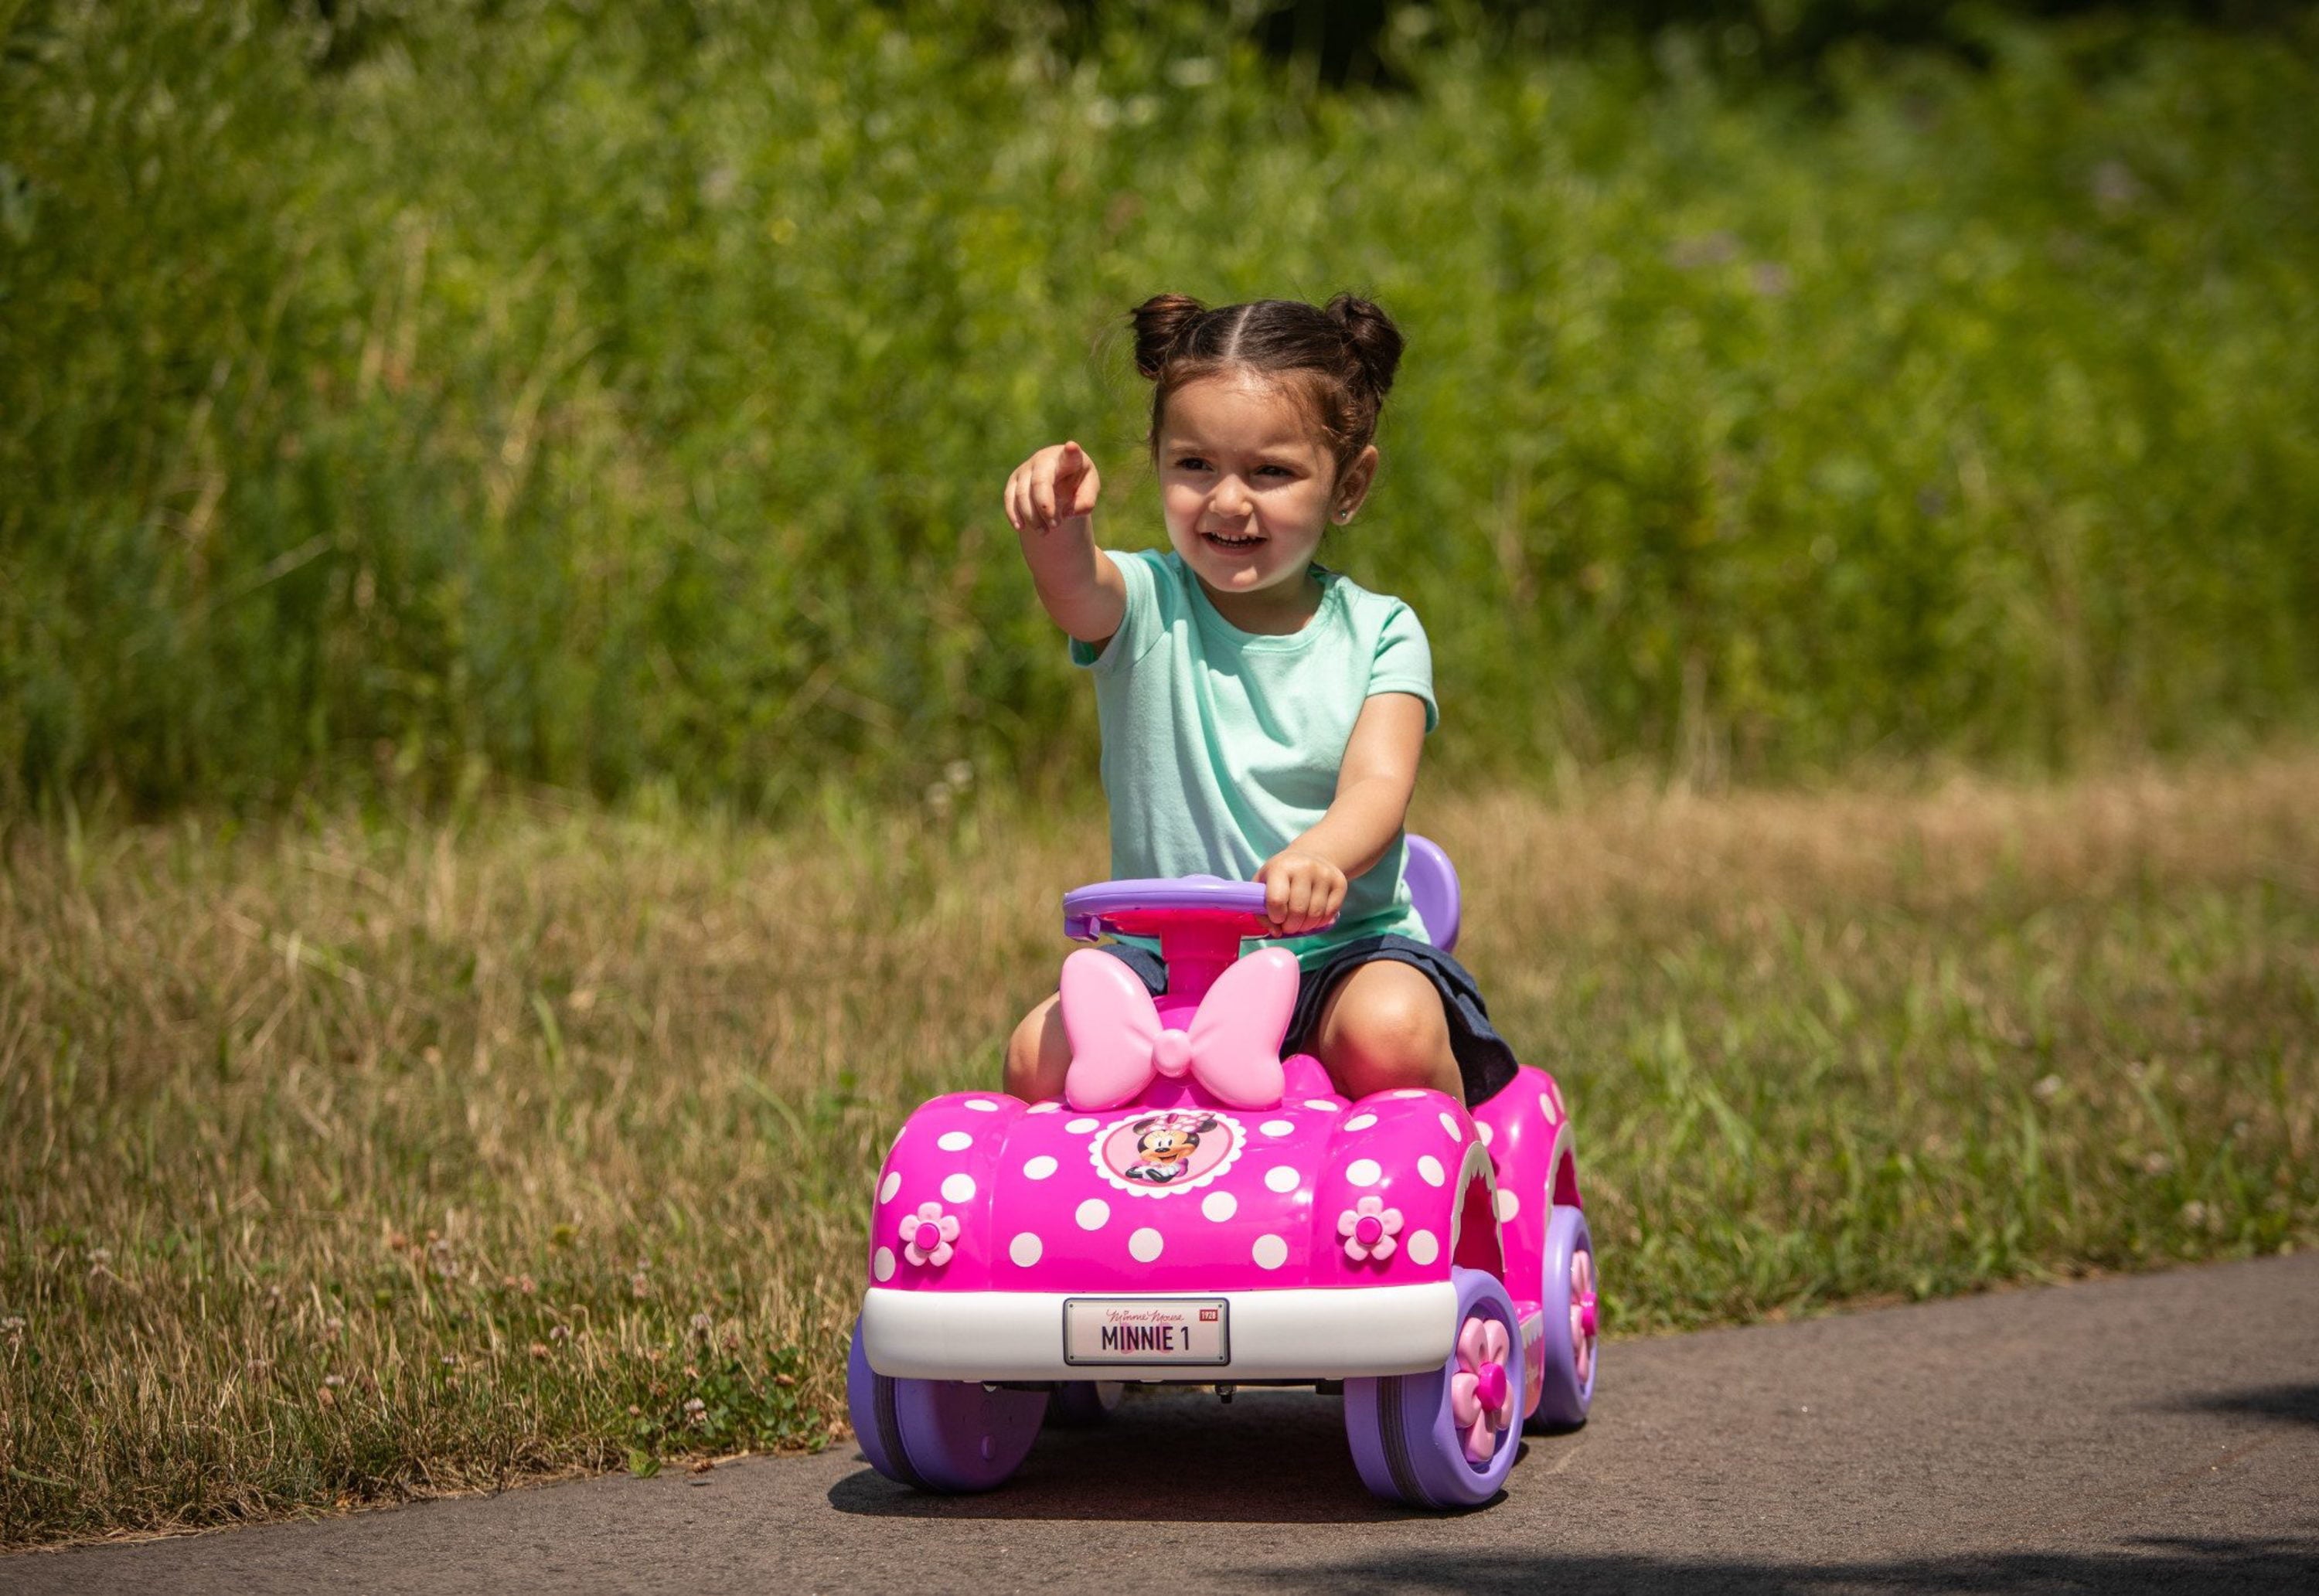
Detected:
left=11, top=1253, right=2317, bottom=1594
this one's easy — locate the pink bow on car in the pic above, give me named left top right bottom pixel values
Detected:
left=1060, top=946, right=1296, bottom=1110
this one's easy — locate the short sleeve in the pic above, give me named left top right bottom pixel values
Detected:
left=1068, top=548, right=1162, bottom=675
left=1368, top=601, right=1439, bottom=733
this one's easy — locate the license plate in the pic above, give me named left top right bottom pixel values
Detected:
left=1063, top=1298, right=1230, bottom=1366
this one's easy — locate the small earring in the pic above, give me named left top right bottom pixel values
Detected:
left=1335, top=509, right=1351, bottom=522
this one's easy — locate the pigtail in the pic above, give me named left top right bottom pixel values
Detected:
left=1131, top=294, right=1207, bottom=379
left=1324, top=293, right=1404, bottom=401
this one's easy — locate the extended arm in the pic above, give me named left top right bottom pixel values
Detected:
left=1257, top=691, right=1429, bottom=934
left=1005, top=440, right=1126, bottom=647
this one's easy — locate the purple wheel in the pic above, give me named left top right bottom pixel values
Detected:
left=1344, top=1266, right=1524, bottom=1508
left=1527, top=1205, right=1598, bottom=1431
left=846, top=1319, right=1047, bottom=1492
left=1048, top=1380, right=1125, bottom=1428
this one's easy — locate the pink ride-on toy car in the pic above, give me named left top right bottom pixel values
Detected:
left=847, top=840, right=1598, bottom=1507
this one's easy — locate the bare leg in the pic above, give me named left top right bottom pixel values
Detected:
left=1003, top=992, right=1071, bottom=1102
left=1309, top=960, right=1464, bottom=1105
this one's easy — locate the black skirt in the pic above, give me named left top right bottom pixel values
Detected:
left=1099, top=933, right=1519, bottom=1107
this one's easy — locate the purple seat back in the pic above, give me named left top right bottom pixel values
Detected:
left=1405, top=834, right=1461, bottom=954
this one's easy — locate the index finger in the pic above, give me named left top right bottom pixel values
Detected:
left=1264, top=870, right=1292, bottom=927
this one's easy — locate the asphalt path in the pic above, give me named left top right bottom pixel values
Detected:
left=11, top=1252, right=2318, bottom=1594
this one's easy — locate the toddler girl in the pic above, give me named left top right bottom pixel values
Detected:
left=1000, top=293, right=1517, bottom=1110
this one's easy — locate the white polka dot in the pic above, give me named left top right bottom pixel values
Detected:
left=1128, top=1227, right=1164, bottom=1262
left=1494, top=1189, right=1520, bottom=1222
left=941, top=1172, right=976, bottom=1203
left=879, top=1171, right=902, bottom=1203
left=1076, top=1198, right=1110, bottom=1230
left=1252, top=1234, right=1289, bottom=1270
left=1439, top=1112, right=1463, bottom=1142
left=1406, top=1230, right=1439, bottom=1265
left=1479, top=1121, right=1496, bottom=1147
left=1028, top=1101, right=1061, bottom=1114
left=1022, top=1155, right=1058, bottom=1180
left=963, top=1097, right=999, bottom=1111
left=1009, top=1232, right=1043, bottom=1267
left=1343, top=1113, right=1377, bottom=1131
left=1305, top=1099, right=1341, bottom=1112
left=1390, top=1088, right=1429, bottom=1100
left=1346, top=1159, right=1383, bottom=1188
left=1201, top=1190, right=1238, bottom=1222
left=1260, top=1119, right=1296, bottom=1137
left=1264, top=1166, right=1300, bottom=1193
left=1066, top=1117, right=1100, bottom=1133
left=872, top=1247, right=896, bottom=1281
left=1417, top=1155, right=1446, bottom=1186
left=936, top=1130, right=973, bottom=1152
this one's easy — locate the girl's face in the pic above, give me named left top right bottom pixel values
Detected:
left=1155, top=373, right=1376, bottom=619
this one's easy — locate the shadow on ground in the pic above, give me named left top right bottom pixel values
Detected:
left=1258, top=1539, right=2319, bottom=1594
left=826, top=1387, right=1535, bottom=1523
left=2173, top=1384, right=2319, bottom=1430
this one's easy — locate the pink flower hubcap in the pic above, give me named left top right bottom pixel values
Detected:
left=1475, top=1360, right=1510, bottom=1413
left=912, top=1221, right=943, bottom=1252
left=1569, top=1249, right=1598, bottom=1387
left=1449, top=1314, right=1518, bottom=1465
left=1354, top=1215, right=1385, bottom=1246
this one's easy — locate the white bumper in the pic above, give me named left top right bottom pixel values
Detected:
left=859, top=1282, right=1459, bottom=1381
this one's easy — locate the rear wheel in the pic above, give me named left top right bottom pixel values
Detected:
left=846, top=1319, right=1047, bottom=1492
left=1048, top=1380, right=1125, bottom=1427
left=1526, top=1205, right=1598, bottom=1431
left=1344, top=1266, right=1524, bottom=1507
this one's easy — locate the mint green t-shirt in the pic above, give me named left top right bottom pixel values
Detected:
left=1069, top=547, right=1439, bottom=969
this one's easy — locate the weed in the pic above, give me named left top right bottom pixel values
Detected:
left=1, top=755, right=2312, bottom=1543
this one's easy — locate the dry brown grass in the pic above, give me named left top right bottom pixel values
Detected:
left=1440, top=754, right=2319, bottom=923
left=3, top=754, right=2314, bottom=1545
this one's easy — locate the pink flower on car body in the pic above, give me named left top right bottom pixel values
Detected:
left=901, top=1203, right=959, bottom=1268
left=1337, top=1194, right=1403, bottom=1262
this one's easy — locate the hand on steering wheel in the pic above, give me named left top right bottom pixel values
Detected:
left=1255, top=849, right=1347, bottom=937
left=1061, top=874, right=1334, bottom=943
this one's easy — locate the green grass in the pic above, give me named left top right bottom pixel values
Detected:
left=2, top=754, right=2314, bottom=1545
left=5, top=3, right=2318, bottom=811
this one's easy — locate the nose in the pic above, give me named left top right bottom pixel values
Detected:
left=1208, top=476, right=1252, bottom=519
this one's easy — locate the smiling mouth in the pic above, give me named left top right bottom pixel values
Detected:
left=1202, top=529, right=1262, bottom=553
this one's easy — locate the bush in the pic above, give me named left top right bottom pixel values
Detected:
left=3, top=1, right=2314, bottom=811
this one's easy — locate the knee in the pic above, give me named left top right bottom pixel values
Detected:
left=1321, top=975, right=1455, bottom=1095
left=1003, top=1009, right=1044, bottom=1094
left=1003, top=995, right=1067, bottom=1101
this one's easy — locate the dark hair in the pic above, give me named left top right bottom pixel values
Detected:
left=1129, top=294, right=1405, bottom=477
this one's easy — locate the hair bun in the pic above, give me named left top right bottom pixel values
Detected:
left=1132, top=294, right=1207, bottom=379
left=1324, top=293, right=1403, bottom=399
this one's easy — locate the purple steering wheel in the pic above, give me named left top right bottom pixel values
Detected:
left=1062, top=875, right=1302, bottom=942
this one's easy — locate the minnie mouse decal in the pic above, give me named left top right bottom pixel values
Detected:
left=1122, top=1113, right=1221, bottom=1186
left=1090, top=1108, right=1246, bottom=1198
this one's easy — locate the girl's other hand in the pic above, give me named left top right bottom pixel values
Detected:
left=1004, top=441, right=1102, bottom=536
left=1255, top=849, right=1347, bottom=937
left=1007, top=437, right=1125, bottom=645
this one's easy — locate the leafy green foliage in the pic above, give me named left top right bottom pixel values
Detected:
left=2, top=2, right=2316, bottom=811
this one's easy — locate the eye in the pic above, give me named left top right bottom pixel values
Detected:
left=1173, top=455, right=1212, bottom=473
left=1254, top=463, right=1296, bottom=479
